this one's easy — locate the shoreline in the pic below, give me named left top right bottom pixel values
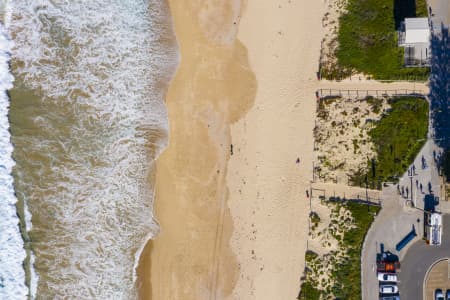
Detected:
left=136, top=1, right=256, bottom=299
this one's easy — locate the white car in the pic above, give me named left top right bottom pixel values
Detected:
left=380, top=284, right=399, bottom=294
left=378, top=273, right=398, bottom=282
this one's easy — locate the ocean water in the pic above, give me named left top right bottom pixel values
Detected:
left=0, top=13, right=29, bottom=300
left=8, top=0, right=177, bottom=298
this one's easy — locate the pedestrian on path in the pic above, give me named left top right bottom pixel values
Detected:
left=420, top=183, right=423, bottom=193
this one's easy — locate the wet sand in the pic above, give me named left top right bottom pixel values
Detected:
left=137, top=1, right=256, bottom=299
left=137, top=0, right=325, bottom=299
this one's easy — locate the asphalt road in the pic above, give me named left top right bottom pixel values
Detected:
left=398, top=214, right=450, bottom=300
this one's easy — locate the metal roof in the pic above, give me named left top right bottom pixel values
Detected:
left=405, top=18, right=429, bottom=30
left=404, top=18, right=430, bottom=44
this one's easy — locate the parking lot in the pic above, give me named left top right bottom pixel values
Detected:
left=425, top=259, right=450, bottom=300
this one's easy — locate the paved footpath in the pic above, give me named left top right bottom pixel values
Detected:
left=361, top=185, right=423, bottom=300
left=428, top=0, right=450, bottom=32
left=317, top=80, right=428, bottom=94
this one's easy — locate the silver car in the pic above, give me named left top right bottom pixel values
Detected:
left=380, top=284, right=399, bottom=294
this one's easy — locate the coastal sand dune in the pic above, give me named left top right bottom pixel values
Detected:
left=138, top=0, right=325, bottom=299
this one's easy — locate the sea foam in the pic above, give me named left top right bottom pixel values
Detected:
left=0, top=22, right=29, bottom=300
left=9, top=0, right=177, bottom=298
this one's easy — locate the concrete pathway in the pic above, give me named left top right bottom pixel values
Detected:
left=428, top=0, right=450, bottom=33
left=361, top=185, right=423, bottom=300
left=318, top=81, right=429, bottom=94
left=397, top=138, right=443, bottom=212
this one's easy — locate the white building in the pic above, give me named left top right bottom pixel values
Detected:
left=398, top=18, right=431, bottom=66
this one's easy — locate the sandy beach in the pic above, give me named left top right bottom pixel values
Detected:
left=227, top=1, right=325, bottom=299
left=137, top=0, right=325, bottom=299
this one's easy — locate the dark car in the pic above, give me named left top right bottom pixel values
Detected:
left=446, top=289, right=450, bottom=300
left=436, top=289, right=444, bottom=300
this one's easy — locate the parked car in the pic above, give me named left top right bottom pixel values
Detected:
left=446, top=289, right=450, bottom=300
left=378, top=273, right=398, bottom=282
left=380, top=284, right=398, bottom=294
left=380, top=296, right=400, bottom=300
left=435, top=289, right=444, bottom=300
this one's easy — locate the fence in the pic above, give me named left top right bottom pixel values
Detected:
left=309, top=186, right=382, bottom=208
left=317, top=88, right=427, bottom=100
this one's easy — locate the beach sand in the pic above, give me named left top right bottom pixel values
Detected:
left=227, top=1, right=324, bottom=299
left=137, top=0, right=325, bottom=299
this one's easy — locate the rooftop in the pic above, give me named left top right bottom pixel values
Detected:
left=404, top=18, right=430, bottom=44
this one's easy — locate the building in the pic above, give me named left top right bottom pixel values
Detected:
left=398, top=18, right=431, bottom=66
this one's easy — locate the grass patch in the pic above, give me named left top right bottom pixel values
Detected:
left=366, top=96, right=383, bottom=114
left=306, top=250, right=319, bottom=263
left=415, top=0, right=428, bottom=17
left=299, top=202, right=380, bottom=299
left=352, top=97, right=428, bottom=188
left=330, top=202, right=380, bottom=299
left=298, top=281, right=321, bottom=300
left=332, top=0, right=429, bottom=80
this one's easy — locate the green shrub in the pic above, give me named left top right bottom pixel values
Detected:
left=306, top=250, right=319, bottom=263
left=331, top=0, right=430, bottom=80
left=368, top=97, right=428, bottom=185
left=298, top=281, right=321, bottom=300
